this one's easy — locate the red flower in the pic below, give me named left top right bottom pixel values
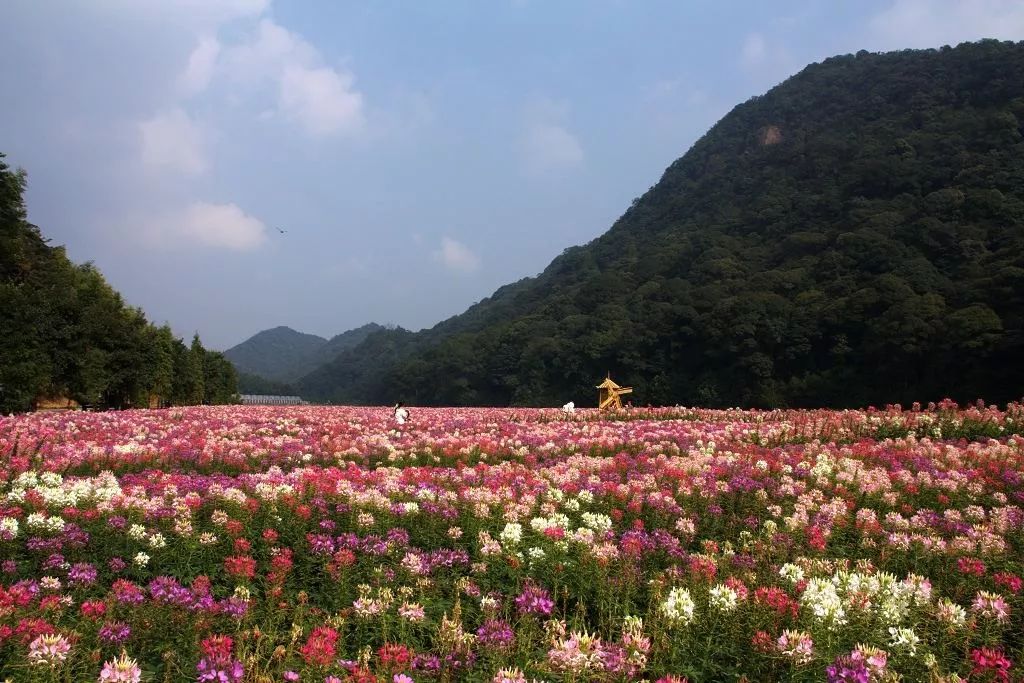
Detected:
left=377, top=643, right=413, bottom=672
left=751, top=630, right=775, bottom=653
left=970, top=646, right=1012, bottom=682
left=80, top=600, right=107, bottom=619
left=224, top=555, right=257, bottom=580
left=994, top=572, right=1023, bottom=594
left=201, top=634, right=234, bottom=665
left=957, top=557, right=986, bottom=577
left=300, top=625, right=339, bottom=666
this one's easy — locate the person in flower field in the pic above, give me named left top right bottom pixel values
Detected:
left=392, top=402, right=410, bottom=426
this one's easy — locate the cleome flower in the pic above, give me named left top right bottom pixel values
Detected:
left=660, top=587, right=696, bottom=626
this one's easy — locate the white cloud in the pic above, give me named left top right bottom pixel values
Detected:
left=139, top=108, right=206, bottom=175
left=179, top=35, right=221, bottom=96
left=869, top=0, right=1024, bottom=49
left=521, top=98, right=584, bottom=175
left=280, top=64, right=364, bottom=136
left=221, top=18, right=317, bottom=85
left=740, top=33, right=767, bottom=67
left=433, top=237, right=480, bottom=273
left=524, top=122, right=584, bottom=173
left=147, top=202, right=268, bottom=250
left=218, top=18, right=365, bottom=136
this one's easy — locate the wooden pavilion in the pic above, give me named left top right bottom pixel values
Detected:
left=596, top=375, right=632, bottom=410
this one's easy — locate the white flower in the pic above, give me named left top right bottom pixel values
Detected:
left=801, top=578, right=847, bottom=628
left=709, top=584, right=739, bottom=612
left=148, top=532, right=167, bottom=549
left=40, top=576, right=62, bottom=591
left=660, top=587, right=696, bottom=625
left=581, top=512, right=612, bottom=533
left=133, top=552, right=150, bottom=567
left=779, top=563, right=804, bottom=584
left=888, top=626, right=920, bottom=656
left=128, top=524, right=147, bottom=540
left=500, top=522, right=523, bottom=546
left=0, top=517, right=19, bottom=539
left=40, top=472, right=62, bottom=487
left=936, top=598, right=967, bottom=628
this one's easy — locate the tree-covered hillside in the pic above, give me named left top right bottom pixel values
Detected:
left=224, top=323, right=384, bottom=384
left=0, top=155, right=237, bottom=413
left=224, top=327, right=328, bottom=382
left=300, top=40, right=1024, bottom=408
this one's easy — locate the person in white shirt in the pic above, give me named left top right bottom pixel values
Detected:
left=562, top=401, right=575, bottom=415
left=393, top=402, right=410, bottom=425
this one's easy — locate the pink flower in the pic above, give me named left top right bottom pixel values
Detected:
left=98, top=654, right=143, bottom=682
left=28, top=632, right=71, bottom=667
left=492, top=668, right=527, bottom=683
left=970, top=646, right=1012, bottom=682
left=972, top=591, right=1011, bottom=623
left=777, top=629, right=814, bottom=664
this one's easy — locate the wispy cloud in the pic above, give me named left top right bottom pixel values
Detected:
left=213, top=18, right=365, bottom=137
left=521, top=98, right=584, bottom=176
left=143, top=202, right=268, bottom=251
left=868, top=0, right=1024, bottom=49
left=433, top=237, right=480, bottom=273
left=280, top=63, right=364, bottom=136
left=178, top=35, right=221, bottom=97
left=139, top=108, right=207, bottom=175
left=740, top=32, right=767, bottom=68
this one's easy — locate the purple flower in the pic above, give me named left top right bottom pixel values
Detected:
left=515, top=583, right=554, bottom=617
left=149, top=576, right=193, bottom=605
left=218, top=596, right=249, bottom=619
left=42, top=553, right=67, bottom=571
left=826, top=654, right=871, bottom=683
left=197, top=657, right=245, bottom=682
left=412, top=654, right=441, bottom=674
left=476, top=619, right=514, bottom=649
left=99, top=620, right=132, bottom=644
left=306, top=533, right=335, bottom=556
left=68, top=562, right=98, bottom=586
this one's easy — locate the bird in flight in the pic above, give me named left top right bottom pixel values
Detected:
left=276, top=227, right=286, bottom=234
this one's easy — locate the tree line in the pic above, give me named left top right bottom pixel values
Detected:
left=0, top=154, right=237, bottom=413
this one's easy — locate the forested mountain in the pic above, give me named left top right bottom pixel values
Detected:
left=224, top=327, right=327, bottom=381
left=0, top=155, right=237, bottom=413
left=299, top=40, right=1024, bottom=408
left=225, top=323, right=383, bottom=383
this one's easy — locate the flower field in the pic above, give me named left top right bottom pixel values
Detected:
left=1, top=402, right=1023, bottom=682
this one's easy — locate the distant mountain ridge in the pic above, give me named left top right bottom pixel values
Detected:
left=224, top=323, right=384, bottom=383
left=295, top=40, right=1024, bottom=408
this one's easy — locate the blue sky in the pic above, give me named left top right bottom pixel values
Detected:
left=2, top=0, right=1022, bottom=349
